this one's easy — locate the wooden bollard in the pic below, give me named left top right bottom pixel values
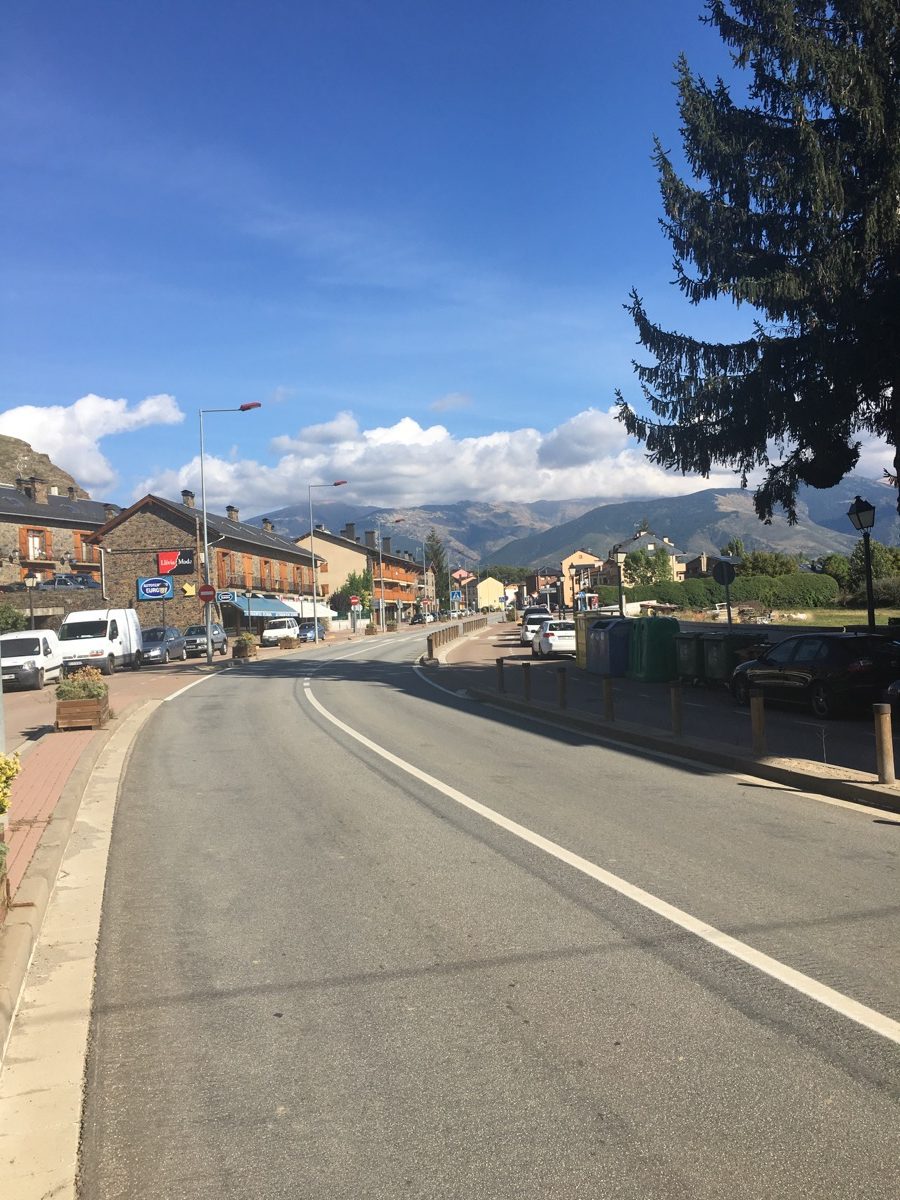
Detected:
left=750, top=689, right=766, bottom=756
left=602, top=676, right=614, bottom=722
left=557, top=666, right=567, bottom=710
left=427, top=633, right=434, bottom=658
left=496, top=657, right=506, bottom=694
left=873, top=703, right=895, bottom=784
left=670, top=682, right=683, bottom=738
left=522, top=661, right=532, bottom=702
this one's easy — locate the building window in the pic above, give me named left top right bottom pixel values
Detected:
left=26, top=529, right=47, bottom=560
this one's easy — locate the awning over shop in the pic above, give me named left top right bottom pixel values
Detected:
left=221, top=595, right=297, bottom=616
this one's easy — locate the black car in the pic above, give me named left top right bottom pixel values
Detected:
left=730, top=632, right=900, bottom=718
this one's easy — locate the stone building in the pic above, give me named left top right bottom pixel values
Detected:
left=0, top=476, right=116, bottom=587
left=88, top=491, right=318, bottom=632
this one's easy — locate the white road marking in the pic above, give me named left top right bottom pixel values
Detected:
left=162, top=669, right=231, bottom=702
left=412, top=663, right=472, bottom=699
left=302, top=677, right=900, bottom=1046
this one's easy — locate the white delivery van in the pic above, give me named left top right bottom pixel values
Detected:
left=0, top=629, right=64, bottom=690
left=58, top=608, right=143, bottom=675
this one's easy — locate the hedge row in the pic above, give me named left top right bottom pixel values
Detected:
left=589, top=573, right=839, bottom=610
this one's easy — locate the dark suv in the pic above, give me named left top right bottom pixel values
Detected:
left=183, top=622, right=229, bottom=656
left=730, top=632, right=900, bottom=718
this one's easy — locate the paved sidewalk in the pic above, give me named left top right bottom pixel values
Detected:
left=440, top=620, right=900, bottom=812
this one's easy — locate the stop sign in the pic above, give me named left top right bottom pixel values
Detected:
left=350, top=594, right=360, bottom=606
left=198, top=583, right=216, bottom=603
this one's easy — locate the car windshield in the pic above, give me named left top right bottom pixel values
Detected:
left=184, top=626, right=206, bottom=636
left=142, top=629, right=165, bottom=642
left=59, top=620, right=108, bottom=640
left=1, top=637, right=41, bottom=656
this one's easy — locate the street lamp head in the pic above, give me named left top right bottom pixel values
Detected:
left=24, top=572, right=37, bottom=589
left=239, top=402, right=262, bottom=412
left=847, top=495, right=876, bottom=532
left=332, top=479, right=348, bottom=486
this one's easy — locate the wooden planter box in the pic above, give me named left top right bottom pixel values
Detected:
left=56, top=694, right=110, bottom=731
left=278, top=637, right=300, bottom=649
left=233, top=642, right=258, bottom=659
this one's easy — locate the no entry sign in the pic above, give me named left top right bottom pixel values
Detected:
left=198, top=583, right=216, bottom=603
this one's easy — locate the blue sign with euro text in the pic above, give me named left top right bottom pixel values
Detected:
left=137, top=576, right=175, bottom=601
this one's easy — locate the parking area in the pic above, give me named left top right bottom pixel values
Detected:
left=443, top=621, right=897, bottom=780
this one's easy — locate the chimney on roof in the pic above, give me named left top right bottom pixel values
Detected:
left=365, top=531, right=377, bottom=549
left=315, top=523, right=325, bottom=531
left=226, top=505, right=239, bottom=522
left=67, top=486, right=76, bottom=500
left=355, top=537, right=360, bottom=544
left=14, top=476, right=27, bottom=495
left=663, top=537, right=672, bottom=545
left=181, top=489, right=195, bottom=509
left=103, top=504, right=116, bottom=522
left=262, top=518, right=274, bottom=533
left=31, top=477, right=49, bottom=504
left=343, top=522, right=355, bottom=541
left=382, top=537, right=392, bottom=555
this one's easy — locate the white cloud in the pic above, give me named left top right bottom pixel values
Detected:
left=0, top=393, right=184, bottom=493
left=134, top=404, right=740, bottom=514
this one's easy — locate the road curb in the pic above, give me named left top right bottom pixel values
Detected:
left=0, top=722, right=111, bottom=1061
left=466, top=687, right=900, bottom=815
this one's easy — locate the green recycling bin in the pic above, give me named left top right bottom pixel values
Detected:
left=701, top=632, right=764, bottom=685
left=627, top=616, right=679, bottom=682
left=674, top=632, right=704, bottom=683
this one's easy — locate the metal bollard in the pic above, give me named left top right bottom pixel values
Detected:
left=670, top=683, right=683, bottom=738
left=496, top=657, right=506, bottom=694
left=522, top=661, right=532, bottom=702
left=602, top=676, right=614, bottom=722
left=750, top=689, right=766, bottom=756
left=557, top=666, right=567, bottom=710
left=873, top=703, right=895, bottom=784
left=427, top=633, right=434, bottom=659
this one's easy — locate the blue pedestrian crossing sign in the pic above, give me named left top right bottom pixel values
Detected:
left=450, top=589, right=462, bottom=601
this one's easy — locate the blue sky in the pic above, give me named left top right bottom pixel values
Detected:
left=0, top=1, right=885, bottom=514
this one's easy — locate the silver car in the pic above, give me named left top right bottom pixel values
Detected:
left=141, top=626, right=187, bottom=664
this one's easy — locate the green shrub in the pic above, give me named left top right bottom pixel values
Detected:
left=0, top=751, right=21, bottom=815
left=851, top=574, right=900, bottom=606
left=0, top=602, right=27, bottom=634
left=56, top=666, right=108, bottom=701
left=235, top=631, right=256, bottom=646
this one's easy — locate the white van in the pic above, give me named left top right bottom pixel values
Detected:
left=260, top=616, right=300, bottom=646
left=0, top=629, right=64, bottom=690
left=58, top=608, right=143, bottom=675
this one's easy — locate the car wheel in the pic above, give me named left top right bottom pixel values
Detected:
left=132, top=652, right=142, bottom=670
left=732, top=675, right=750, bottom=706
left=100, top=656, right=113, bottom=676
left=163, top=649, right=170, bottom=664
left=181, top=647, right=187, bottom=660
left=219, top=641, right=227, bottom=656
left=34, top=668, right=44, bottom=690
left=810, top=683, right=836, bottom=719
left=531, top=645, right=538, bottom=657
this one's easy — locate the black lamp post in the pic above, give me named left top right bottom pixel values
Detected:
left=24, top=571, right=37, bottom=630
left=847, top=495, right=876, bottom=633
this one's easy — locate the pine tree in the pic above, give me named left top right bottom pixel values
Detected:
left=616, top=2, right=900, bottom=521
left=424, top=529, right=449, bottom=609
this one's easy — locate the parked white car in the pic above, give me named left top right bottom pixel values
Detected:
left=533, top=619, right=577, bottom=658
left=260, top=616, right=300, bottom=646
left=520, top=610, right=553, bottom=645
left=0, top=629, right=64, bottom=689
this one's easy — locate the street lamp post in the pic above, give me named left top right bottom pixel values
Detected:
left=615, top=551, right=627, bottom=618
left=24, top=572, right=36, bottom=629
left=847, top=495, right=877, bottom=633
left=199, top=402, right=261, bottom=663
left=308, top=480, right=348, bottom=643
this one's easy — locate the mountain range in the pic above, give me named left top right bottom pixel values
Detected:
left=1, top=433, right=891, bottom=568
left=256, top=473, right=894, bottom=567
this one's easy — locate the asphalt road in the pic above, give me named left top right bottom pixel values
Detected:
left=79, top=631, right=900, bottom=1198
